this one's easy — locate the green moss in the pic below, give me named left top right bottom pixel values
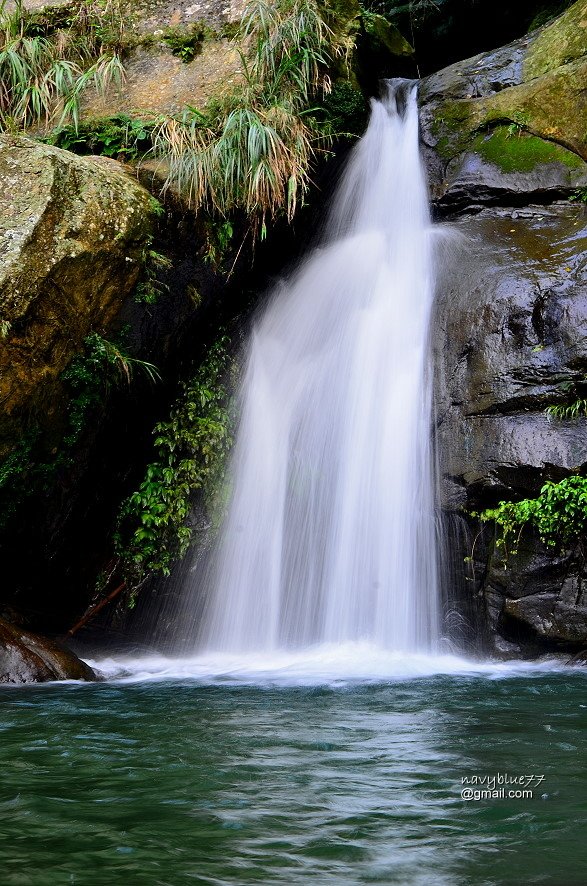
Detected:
left=527, top=1, right=575, bottom=33
left=360, top=10, right=413, bottom=56
left=470, top=126, right=584, bottom=173
left=430, top=99, right=476, bottom=159
left=162, top=22, right=215, bottom=63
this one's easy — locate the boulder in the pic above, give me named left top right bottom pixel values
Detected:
left=0, top=617, right=96, bottom=682
left=0, top=135, right=155, bottom=458
left=420, top=0, right=587, bottom=209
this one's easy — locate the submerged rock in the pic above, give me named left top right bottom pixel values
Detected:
left=0, top=618, right=95, bottom=683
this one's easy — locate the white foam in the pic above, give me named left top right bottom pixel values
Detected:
left=85, top=642, right=571, bottom=686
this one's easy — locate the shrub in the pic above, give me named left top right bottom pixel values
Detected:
left=115, top=335, right=233, bottom=587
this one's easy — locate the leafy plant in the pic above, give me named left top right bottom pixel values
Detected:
left=203, top=219, right=234, bottom=269
left=48, top=113, right=153, bottom=158
left=134, top=248, right=172, bottom=304
left=115, top=335, right=233, bottom=587
left=546, top=398, right=587, bottom=421
left=162, top=22, right=213, bottom=63
left=316, top=79, right=368, bottom=138
left=0, top=0, right=125, bottom=132
left=570, top=187, right=587, bottom=204
left=477, top=475, right=587, bottom=557
left=0, top=329, right=159, bottom=528
left=62, top=332, right=160, bottom=447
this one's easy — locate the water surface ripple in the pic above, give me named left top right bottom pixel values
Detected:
left=1, top=666, right=586, bottom=885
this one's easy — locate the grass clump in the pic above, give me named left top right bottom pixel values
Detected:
left=546, top=399, right=587, bottom=421
left=150, top=0, right=338, bottom=233
left=0, top=0, right=125, bottom=131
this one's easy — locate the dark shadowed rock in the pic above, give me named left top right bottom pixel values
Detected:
left=0, top=618, right=96, bottom=683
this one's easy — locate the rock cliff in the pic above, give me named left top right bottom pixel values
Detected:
left=422, top=0, right=587, bottom=654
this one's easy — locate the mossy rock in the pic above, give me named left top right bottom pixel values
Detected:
left=0, top=136, right=155, bottom=457
left=469, top=127, right=584, bottom=174
left=360, top=10, right=413, bottom=58
left=421, top=0, right=587, bottom=205
left=524, top=0, right=587, bottom=79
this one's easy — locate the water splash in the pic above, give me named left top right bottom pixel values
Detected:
left=197, top=80, right=440, bottom=654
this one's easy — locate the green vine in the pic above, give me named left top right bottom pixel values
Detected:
left=477, top=475, right=587, bottom=557
left=114, top=335, right=233, bottom=590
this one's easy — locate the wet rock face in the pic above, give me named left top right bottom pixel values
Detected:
left=0, top=135, right=154, bottom=457
left=434, top=203, right=587, bottom=653
left=423, top=1, right=587, bottom=655
left=0, top=618, right=95, bottom=683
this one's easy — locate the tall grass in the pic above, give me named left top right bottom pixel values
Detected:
left=150, top=0, right=337, bottom=230
left=0, top=0, right=125, bottom=131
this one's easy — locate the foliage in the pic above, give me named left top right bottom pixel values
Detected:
left=162, top=22, right=213, bottom=62
left=546, top=398, right=587, bottom=422
left=0, top=330, right=158, bottom=528
left=570, top=187, right=587, bottom=204
left=0, top=0, right=125, bottom=131
left=316, top=79, right=368, bottom=138
left=62, top=332, right=160, bottom=447
left=545, top=377, right=587, bottom=422
left=203, top=219, right=234, bottom=269
left=477, top=475, right=587, bottom=556
left=134, top=247, right=172, bottom=304
left=149, top=0, right=337, bottom=232
left=115, top=336, right=233, bottom=586
left=47, top=113, right=153, bottom=158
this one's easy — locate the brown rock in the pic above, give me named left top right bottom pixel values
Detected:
left=0, top=617, right=96, bottom=683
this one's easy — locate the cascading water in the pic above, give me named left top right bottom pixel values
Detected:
left=197, top=79, right=440, bottom=655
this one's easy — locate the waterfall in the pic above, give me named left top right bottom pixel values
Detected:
left=197, top=79, right=440, bottom=655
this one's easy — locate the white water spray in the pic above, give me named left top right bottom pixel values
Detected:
left=198, top=80, right=440, bottom=654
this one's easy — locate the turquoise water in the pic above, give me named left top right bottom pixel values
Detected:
left=1, top=662, right=586, bottom=885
